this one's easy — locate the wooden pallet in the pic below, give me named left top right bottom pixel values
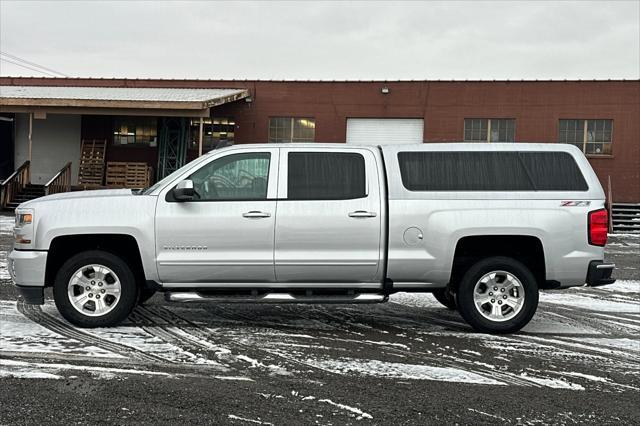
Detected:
left=77, top=139, right=107, bottom=187
left=105, top=162, right=152, bottom=188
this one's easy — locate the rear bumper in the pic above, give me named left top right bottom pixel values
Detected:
left=586, top=261, right=615, bottom=287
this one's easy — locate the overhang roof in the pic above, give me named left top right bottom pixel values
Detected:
left=0, top=85, right=250, bottom=110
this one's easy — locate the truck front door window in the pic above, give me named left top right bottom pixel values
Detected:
left=190, top=152, right=270, bottom=200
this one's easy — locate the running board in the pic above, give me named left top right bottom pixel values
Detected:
left=165, top=292, right=388, bottom=304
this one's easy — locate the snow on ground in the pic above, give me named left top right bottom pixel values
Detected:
left=0, top=219, right=638, bottom=394
left=0, top=215, right=13, bottom=280
left=308, top=358, right=505, bottom=385
left=0, top=301, right=122, bottom=358
left=0, top=359, right=175, bottom=380
left=0, top=215, right=12, bottom=235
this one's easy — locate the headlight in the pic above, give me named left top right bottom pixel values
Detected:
left=14, top=208, right=34, bottom=245
left=16, top=212, right=33, bottom=227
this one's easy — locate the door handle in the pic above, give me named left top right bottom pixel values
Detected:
left=242, top=211, right=271, bottom=218
left=348, top=210, right=377, bottom=218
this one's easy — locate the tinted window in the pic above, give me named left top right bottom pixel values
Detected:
left=288, top=152, right=366, bottom=200
left=190, top=152, right=270, bottom=200
left=519, top=152, right=588, bottom=191
left=398, top=151, right=588, bottom=191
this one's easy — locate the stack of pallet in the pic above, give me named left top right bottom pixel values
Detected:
left=77, top=139, right=107, bottom=187
left=105, top=162, right=152, bottom=189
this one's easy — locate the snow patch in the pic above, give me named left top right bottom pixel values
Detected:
left=539, top=292, right=640, bottom=313
left=0, top=359, right=174, bottom=379
left=0, top=367, right=63, bottom=380
left=519, top=372, right=584, bottom=390
left=0, top=215, right=13, bottom=235
left=309, top=358, right=504, bottom=385
left=599, top=280, right=640, bottom=294
left=318, top=398, right=373, bottom=420
left=228, top=414, right=273, bottom=425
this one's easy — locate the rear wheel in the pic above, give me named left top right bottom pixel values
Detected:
left=432, top=288, right=456, bottom=310
left=456, top=256, right=538, bottom=334
left=53, top=250, right=138, bottom=328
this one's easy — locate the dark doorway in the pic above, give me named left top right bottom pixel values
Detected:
left=0, top=114, right=15, bottom=181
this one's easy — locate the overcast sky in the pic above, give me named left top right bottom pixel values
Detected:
left=0, top=1, right=638, bottom=80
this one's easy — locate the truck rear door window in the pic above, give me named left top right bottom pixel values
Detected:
left=288, top=152, right=366, bottom=200
left=398, top=151, right=588, bottom=191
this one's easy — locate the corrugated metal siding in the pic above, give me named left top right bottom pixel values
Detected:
left=346, top=119, right=424, bottom=145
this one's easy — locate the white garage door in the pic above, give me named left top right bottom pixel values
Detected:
left=346, top=118, right=424, bottom=145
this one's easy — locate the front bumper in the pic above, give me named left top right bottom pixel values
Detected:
left=8, top=249, right=47, bottom=305
left=586, top=261, right=615, bottom=287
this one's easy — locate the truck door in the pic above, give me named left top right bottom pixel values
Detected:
left=274, top=147, right=383, bottom=283
left=155, top=148, right=279, bottom=283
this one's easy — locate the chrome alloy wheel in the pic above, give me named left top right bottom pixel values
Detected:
left=472, top=270, right=525, bottom=322
left=67, top=264, right=122, bottom=317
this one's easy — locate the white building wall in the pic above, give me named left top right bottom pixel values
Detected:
left=15, top=114, right=81, bottom=185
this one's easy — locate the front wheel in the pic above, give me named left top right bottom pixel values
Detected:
left=456, top=256, right=539, bottom=334
left=53, top=250, right=138, bottom=328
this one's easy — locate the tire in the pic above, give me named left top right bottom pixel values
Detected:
left=456, top=256, right=539, bottom=334
left=53, top=250, right=138, bottom=328
left=138, top=288, right=157, bottom=305
left=432, top=288, right=457, bottom=310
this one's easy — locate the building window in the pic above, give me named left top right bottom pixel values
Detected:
left=189, top=118, right=235, bottom=152
left=268, top=117, right=315, bottom=143
left=113, top=117, right=158, bottom=146
left=559, top=119, right=612, bottom=155
left=464, top=119, right=515, bottom=142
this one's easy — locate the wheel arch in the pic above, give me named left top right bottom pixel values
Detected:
left=45, top=234, right=146, bottom=288
left=449, top=235, right=547, bottom=291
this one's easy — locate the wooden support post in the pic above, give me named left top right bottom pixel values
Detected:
left=28, top=112, right=33, bottom=162
left=198, top=117, right=204, bottom=157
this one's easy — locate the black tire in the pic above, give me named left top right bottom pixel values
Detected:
left=53, top=250, right=138, bottom=328
left=432, top=288, right=457, bottom=310
left=138, top=288, right=157, bottom=305
left=456, top=256, right=539, bottom=334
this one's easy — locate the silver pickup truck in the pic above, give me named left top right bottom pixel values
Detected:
left=9, top=143, right=615, bottom=333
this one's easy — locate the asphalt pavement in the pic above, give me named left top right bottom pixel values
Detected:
left=1, top=213, right=639, bottom=425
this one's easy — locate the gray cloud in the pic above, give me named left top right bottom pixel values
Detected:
left=0, top=0, right=638, bottom=79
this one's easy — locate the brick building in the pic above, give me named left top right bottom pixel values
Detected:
left=1, top=77, right=638, bottom=203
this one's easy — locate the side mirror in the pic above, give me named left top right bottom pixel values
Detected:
left=173, top=179, right=195, bottom=201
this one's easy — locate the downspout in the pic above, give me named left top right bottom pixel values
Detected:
left=198, top=117, right=204, bottom=157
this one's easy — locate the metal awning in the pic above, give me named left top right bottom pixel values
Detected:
left=0, top=85, right=250, bottom=117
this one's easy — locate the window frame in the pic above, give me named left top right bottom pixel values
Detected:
left=163, top=148, right=280, bottom=203
left=113, top=116, right=158, bottom=147
left=268, top=117, right=316, bottom=143
left=396, top=150, right=589, bottom=192
left=277, top=147, right=373, bottom=201
left=188, top=117, right=236, bottom=153
left=463, top=118, right=516, bottom=143
left=559, top=119, right=613, bottom=156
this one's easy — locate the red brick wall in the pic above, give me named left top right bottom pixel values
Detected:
left=3, top=77, right=638, bottom=202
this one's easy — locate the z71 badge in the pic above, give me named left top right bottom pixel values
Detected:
left=560, top=201, right=591, bottom=207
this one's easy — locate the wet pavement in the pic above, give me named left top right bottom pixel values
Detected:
left=0, top=213, right=639, bottom=425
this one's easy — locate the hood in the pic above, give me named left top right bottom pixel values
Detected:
left=19, top=188, right=135, bottom=208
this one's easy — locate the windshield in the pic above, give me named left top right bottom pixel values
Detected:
left=141, top=155, right=212, bottom=195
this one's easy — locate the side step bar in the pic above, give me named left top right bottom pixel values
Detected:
left=165, top=292, right=388, bottom=304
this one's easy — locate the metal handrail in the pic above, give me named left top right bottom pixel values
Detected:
left=45, top=162, right=72, bottom=196
left=0, top=161, right=30, bottom=209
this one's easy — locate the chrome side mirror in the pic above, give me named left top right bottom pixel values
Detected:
left=173, top=179, right=195, bottom=201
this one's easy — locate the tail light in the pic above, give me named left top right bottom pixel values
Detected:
left=588, top=208, right=608, bottom=246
